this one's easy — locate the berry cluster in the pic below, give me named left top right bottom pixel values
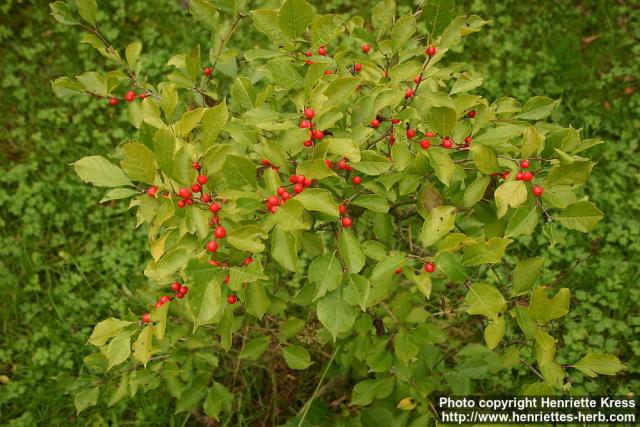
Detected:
left=498, top=159, right=545, bottom=196
left=141, top=281, right=189, bottom=323
left=338, top=203, right=352, bottom=228
left=107, top=90, right=150, bottom=106
left=299, top=108, right=325, bottom=147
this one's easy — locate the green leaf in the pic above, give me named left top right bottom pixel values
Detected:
left=185, top=259, right=226, bottom=329
left=51, top=76, right=84, bottom=98
left=252, top=9, right=288, bottom=43
left=100, top=188, right=139, bottom=203
left=160, top=83, right=178, bottom=119
left=175, top=107, right=205, bottom=137
left=190, top=0, right=218, bottom=31
left=463, top=175, right=490, bottom=208
left=338, top=229, right=365, bottom=273
left=529, top=287, right=570, bottom=323
left=202, top=103, right=228, bottom=149
left=309, top=252, right=343, bottom=299
left=275, top=199, right=309, bottom=230
left=521, top=127, right=544, bottom=158
left=505, top=205, right=540, bottom=238
left=316, top=288, right=357, bottom=340
left=424, top=0, right=456, bottom=38
left=296, top=159, right=337, bottom=179
left=151, top=302, right=169, bottom=340
left=265, top=58, right=304, bottom=89
left=75, top=0, right=97, bottom=26
left=547, top=160, right=593, bottom=187
left=351, top=377, right=395, bottom=406
left=50, top=2, right=79, bottom=25
left=230, top=77, right=255, bottom=110
left=74, top=387, right=99, bottom=414
left=421, top=206, right=456, bottom=247
left=394, top=329, right=419, bottom=365
left=326, top=138, right=361, bottom=162
left=132, top=326, right=154, bottom=367
left=121, top=142, right=156, bottom=185
left=513, top=257, right=544, bottom=294
left=494, top=180, right=527, bottom=218
left=239, top=336, right=270, bottom=360
left=294, top=188, right=339, bottom=217
left=352, top=151, right=391, bottom=175
left=470, top=145, right=499, bottom=174
left=73, top=156, right=132, bottom=188
left=464, top=284, right=506, bottom=320
left=154, top=128, right=175, bottom=179
left=372, top=0, right=395, bottom=35
left=484, top=317, right=505, bottom=350
left=203, top=382, right=233, bottom=420
left=342, top=274, right=371, bottom=310
left=278, top=0, right=315, bottom=38
left=391, top=15, right=416, bottom=53
left=89, top=318, right=134, bottom=346
left=517, top=96, right=557, bottom=120
left=271, top=228, right=299, bottom=271
left=245, top=284, right=270, bottom=320
left=555, top=200, right=603, bottom=232
left=228, top=225, right=267, bottom=253
left=572, top=353, right=625, bottom=377
left=428, top=150, right=455, bottom=185
left=223, top=155, right=257, bottom=189
left=324, top=77, right=360, bottom=104
left=351, top=194, right=389, bottom=213
left=462, top=237, right=511, bottom=266
left=428, top=106, right=457, bottom=137
left=282, top=345, right=313, bottom=370
left=310, top=14, right=344, bottom=48
left=106, top=331, right=132, bottom=370
left=125, top=41, right=142, bottom=68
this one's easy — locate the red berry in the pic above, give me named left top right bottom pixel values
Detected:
left=108, top=97, right=118, bottom=106
left=391, top=118, right=401, bottom=125
left=209, top=260, right=221, bottom=267
left=171, top=282, right=181, bottom=291
left=520, top=159, right=530, bottom=169
left=303, top=139, right=313, bottom=147
left=424, top=262, right=436, bottom=273
left=405, top=88, right=414, bottom=98
left=420, top=139, right=431, bottom=149
left=176, top=293, right=184, bottom=299
left=502, top=171, right=510, bottom=180
left=214, top=226, right=226, bottom=238
left=267, top=196, right=279, bottom=206
left=186, top=198, right=193, bottom=205
left=269, top=205, right=278, bottom=213
left=289, top=175, right=298, bottom=184
left=406, top=128, right=416, bottom=139
left=522, top=171, right=534, bottom=181
left=147, top=186, right=158, bottom=197
left=304, top=108, right=315, bottom=119
left=159, top=295, right=171, bottom=304
left=293, top=183, right=304, bottom=194
left=362, top=43, right=370, bottom=54
left=191, top=183, right=202, bottom=193
left=325, top=159, right=332, bottom=168
left=324, top=69, right=333, bottom=75
left=178, top=188, right=191, bottom=199
left=341, top=217, right=353, bottom=228
left=260, top=159, right=270, bottom=167
left=138, top=93, right=148, bottom=99
left=177, top=200, right=186, bottom=208
left=305, top=50, right=312, bottom=57
left=352, top=176, right=362, bottom=185
left=209, top=202, right=220, bottom=213
left=442, top=139, right=453, bottom=149
left=388, top=135, right=396, bottom=144
left=354, top=63, right=362, bottom=72
left=426, top=131, right=434, bottom=138
left=207, top=240, right=218, bottom=253
left=227, top=295, right=237, bottom=304
left=201, top=193, right=211, bottom=203
left=370, top=119, right=380, bottom=128
left=277, top=187, right=286, bottom=196
left=467, top=110, right=476, bottom=118
left=154, top=302, right=162, bottom=309
left=242, top=257, right=253, bottom=266
left=464, top=136, right=472, bottom=144
left=203, top=67, right=212, bottom=76
left=193, top=161, right=201, bottom=170
left=337, top=160, right=347, bottom=170
left=297, top=175, right=306, bottom=184
left=299, top=120, right=311, bottom=129
left=339, top=204, right=347, bottom=215
left=533, top=186, right=544, bottom=197
left=142, top=313, right=151, bottom=323
left=282, top=191, right=291, bottom=200
left=125, top=91, right=136, bottom=102
left=179, top=286, right=188, bottom=295
left=414, top=75, right=421, bottom=85
left=317, top=46, right=326, bottom=55
left=304, top=178, right=312, bottom=187
left=312, top=130, right=324, bottom=140
left=516, top=172, right=525, bottom=180
left=223, top=275, right=230, bottom=284
left=426, top=46, right=437, bottom=56
left=394, top=268, right=402, bottom=275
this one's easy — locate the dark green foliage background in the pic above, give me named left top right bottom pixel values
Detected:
left=1, top=0, right=637, bottom=424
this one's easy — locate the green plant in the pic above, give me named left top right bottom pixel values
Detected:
left=50, top=0, right=624, bottom=423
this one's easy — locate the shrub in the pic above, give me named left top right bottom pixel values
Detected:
left=51, top=0, right=623, bottom=423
